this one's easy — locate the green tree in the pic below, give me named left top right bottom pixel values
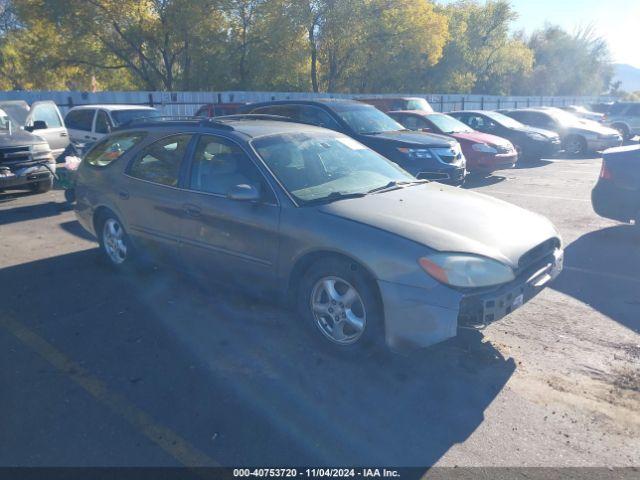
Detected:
left=515, top=25, right=613, bottom=96
left=426, top=0, right=533, bottom=94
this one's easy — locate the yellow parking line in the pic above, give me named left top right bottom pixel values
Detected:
left=0, top=313, right=219, bottom=468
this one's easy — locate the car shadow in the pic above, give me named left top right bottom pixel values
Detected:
left=514, top=158, right=553, bottom=169
left=463, top=174, right=506, bottom=188
left=59, top=220, right=95, bottom=241
left=0, top=199, right=72, bottom=226
left=0, top=249, right=515, bottom=466
left=552, top=225, right=640, bottom=333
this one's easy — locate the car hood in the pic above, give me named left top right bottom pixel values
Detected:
left=363, top=130, right=455, bottom=148
left=0, top=128, right=44, bottom=147
left=511, top=126, right=558, bottom=139
left=451, top=131, right=512, bottom=147
left=318, top=183, right=559, bottom=268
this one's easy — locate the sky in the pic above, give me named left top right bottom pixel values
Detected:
left=440, top=0, right=640, bottom=68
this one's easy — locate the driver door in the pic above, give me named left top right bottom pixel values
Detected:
left=26, top=101, right=70, bottom=158
left=179, top=134, right=281, bottom=289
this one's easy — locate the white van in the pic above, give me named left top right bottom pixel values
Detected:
left=64, top=105, right=160, bottom=144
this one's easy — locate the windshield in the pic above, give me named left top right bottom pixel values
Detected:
left=406, top=98, right=432, bottom=111
left=333, top=104, right=404, bottom=134
left=482, top=110, right=525, bottom=129
left=252, top=131, right=414, bottom=204
left=545, top=109, right=581, bottom=126
left=427, top=113, right=473, bottom=134
left=111, top=109, right=160, bottom=126
left=0, top=103, right=28, bottom=126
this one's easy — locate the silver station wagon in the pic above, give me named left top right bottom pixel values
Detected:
left=74, top=116, right=563, bottom=352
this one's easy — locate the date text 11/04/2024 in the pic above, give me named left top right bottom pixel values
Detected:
left=233, top=469, right=401, bottom=478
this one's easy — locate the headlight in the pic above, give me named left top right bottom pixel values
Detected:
left=471, top=143, right=498, bottom=153
left=398, top=147, right=432, bottom=159
left=418, top=253, right=515, bottom=288
left=30, top=143, right=51, bottom=154
left=526, top=132, right=546, bottom=141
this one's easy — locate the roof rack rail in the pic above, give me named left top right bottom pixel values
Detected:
left=116, top=115, right=234, bottom=130
left=214, top=114, right=297, bottom=123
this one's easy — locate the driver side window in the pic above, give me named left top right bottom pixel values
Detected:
left=188, top=135, right=274, bottom=202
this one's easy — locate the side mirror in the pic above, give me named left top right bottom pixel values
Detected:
left=227, top=184, right=260, bottom=202
left=421, top=127, right=432, bottom=133
left=29, top=120, right=48, bottom=131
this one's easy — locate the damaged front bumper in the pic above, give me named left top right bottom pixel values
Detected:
left=458, top=248, right=563, bottom=329
left=379, top=248, right=563, bottom=352
left=0, top=162, right=55, bottom=189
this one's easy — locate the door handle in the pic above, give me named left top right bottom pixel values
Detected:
left=60, top=132, right=68, bottom=137
left=183, top=204, right=201, bottom=217
left=118, top=191, right=130, bottom=200
left=84, top=135, right=91, bottom=139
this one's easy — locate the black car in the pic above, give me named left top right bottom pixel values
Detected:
left=240, top=100, right=467, bottom=185
left=449, top=110, right=561, bottom=161
left=592, top=145, right=640, bottom=225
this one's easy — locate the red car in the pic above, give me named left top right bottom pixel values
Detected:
left=389, top=110, right=517, bottom=174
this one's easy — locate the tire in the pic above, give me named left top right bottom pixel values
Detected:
left=297, top=257, right=383, bottom=353
left=563, top=135, right=587, bottom=157
left=612, top=123, right=630, bottom=141
left=96, top=212, right=135, bottom=269
left=29, top=177, right=53, bottom=194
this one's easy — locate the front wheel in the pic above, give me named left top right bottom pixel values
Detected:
left=612, top=123, right=630, bottom=141
left=563, top=135, right=587, bottom=157
left=297, top=258, right=383, bottom=352
left=98, top=213, right=134, bottom=268
left=29, top=177, right=53, bottom=194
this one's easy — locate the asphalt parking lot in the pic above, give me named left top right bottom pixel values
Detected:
left=0, top=154, right=639, bottom=468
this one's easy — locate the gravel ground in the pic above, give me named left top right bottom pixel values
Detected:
left=0, top=155, right=638, bottom=470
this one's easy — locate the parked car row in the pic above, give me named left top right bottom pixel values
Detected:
left=2, top=96, right=636, bottom=197
left=4, top=93, right=636, bottom=354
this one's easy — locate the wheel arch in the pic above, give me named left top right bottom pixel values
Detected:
left=286, top=250, right=383, bottom=311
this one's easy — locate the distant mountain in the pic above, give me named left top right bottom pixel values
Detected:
left=613, top=63, right=640, bottom=92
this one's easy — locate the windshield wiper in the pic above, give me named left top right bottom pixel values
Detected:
left=303, top=191, right=368, bottom=206
left=368, top=179, right=429, bottom=194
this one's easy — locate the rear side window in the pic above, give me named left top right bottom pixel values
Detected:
left=85, top=132, right=147, bottom=167
left=95, top=110, right=112, bottom=134
left=66, top=109, right=95, bottom=131
left=31, top=104, right=63, bottom=128
left=128, top=134, right=192, bottom=186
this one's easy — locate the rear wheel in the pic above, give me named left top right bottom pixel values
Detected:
left=29, top=177, right=53, bottom=194
left=297, top=258, right=382, bottom=353
left=563, top=135, right=587, bottom=157
left=97, top=213, right=135, bottom=268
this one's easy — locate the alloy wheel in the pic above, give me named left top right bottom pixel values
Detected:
left=102, top=218, right=128, bottom=265
left=310, top=276, right=366, bottom=345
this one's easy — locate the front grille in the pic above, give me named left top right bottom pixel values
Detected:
left=518, top=238, right=560, bottom=273
left=0, top=146, right=30, bottom=164
left=432, top=147, right=462, bottom=164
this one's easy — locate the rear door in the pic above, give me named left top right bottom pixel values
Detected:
left=178, top=134, right=281, bottom=288
left=117, top=133, right=195, bottom=262
left=26, top=101, right=70, bottom=158
left=65, top=108, right=96, bottom=144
